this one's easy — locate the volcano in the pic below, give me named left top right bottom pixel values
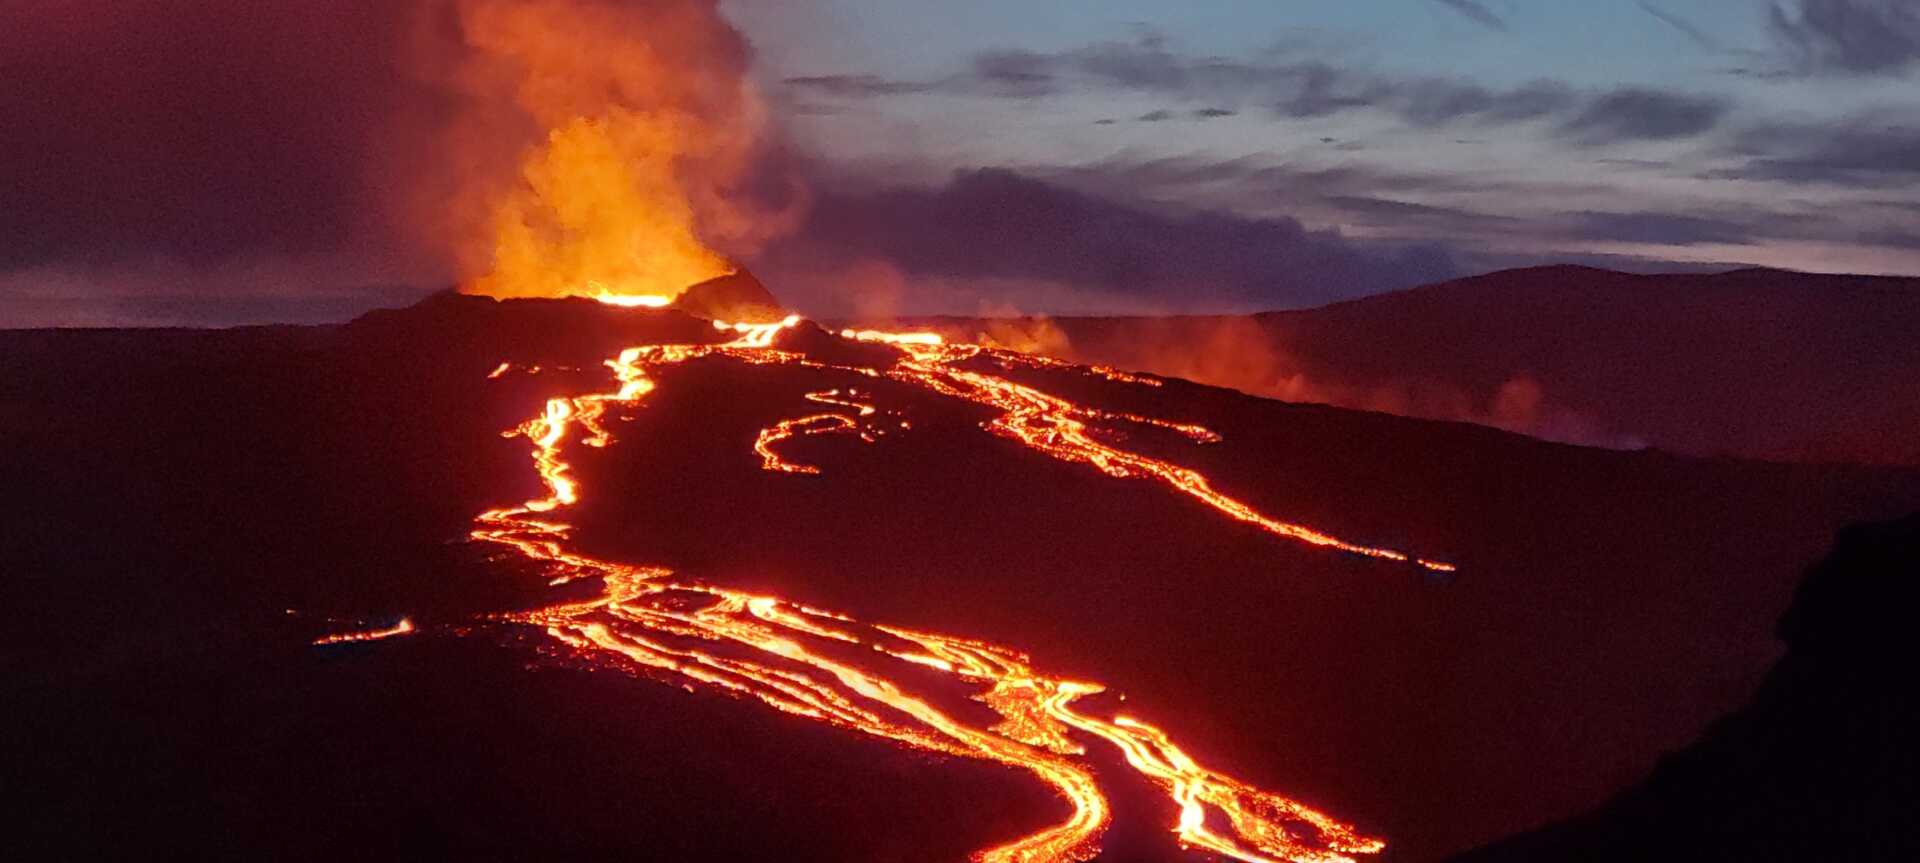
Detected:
left=5, top=286, right=1919, bottom=862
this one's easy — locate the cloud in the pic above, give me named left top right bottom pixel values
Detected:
left=1861, top=228, right=1920, bottom=248
left=1045, top=153, right=1609, bottom=207
left=1394, top=79, right=1577, bottom=126
left=1558, top=88, right=1731, bottom=144
left=1052, top=38, right=1715, bottom=142
left=972, top=49, right=1060, bottom=97
left=1274, top=63, right=1375, bottom=117
left=1559, top=211, right=1759, bottom=246
left=1716, top=119, right=1920, bottom=186
left=784, top=75, right=937, bottom=98
left=750, top=168, right=1461, bottom=312
left=974, top=30, right=1311, bottom=101
left=1033, top=154, right=1873, bottom=257
left=1637, top=1, right=1720, bottom=51
left=1769, top=0, right=1920, bottom=75
left=1429, top=0, right=1509, bottom=32
left=1323, top=196, right=1520, bottom=231
left=1072, top=28, right=1197, bottom=90
left=783, top=30, right=1728, bottom=146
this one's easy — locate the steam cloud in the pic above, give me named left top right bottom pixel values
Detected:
left=0, top=0, right=795, bottom=314
left=1, top=0, right=1467, bottom=325
left=931, top=315, right=1635, bottom=449
left=448, top=0, right=801, bottom=301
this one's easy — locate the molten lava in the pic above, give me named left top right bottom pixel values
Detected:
left=755, top=389, right=883, bottom=475
left=838, top=330, right=1455, bottom=572
left=445, top=307, right=1460, bottom=861
left=313, top=618, right=416, bottom=646
left=592, top=290, right=672, bottom=308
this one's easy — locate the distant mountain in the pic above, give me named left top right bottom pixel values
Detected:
left=1452, top=514, right=1920, bottom=862
left=876, top=266, right=1920, bottom=465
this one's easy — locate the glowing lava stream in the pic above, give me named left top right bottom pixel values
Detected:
left=840, top=331, right=1453, bottom=573
left=312, top=618, right=415, bottom=646
left=467, top=315, right=1434, bottom=863
left=754, top=389, right=883, bottom=474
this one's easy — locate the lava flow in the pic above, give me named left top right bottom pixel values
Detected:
left=841, top=330, right=1455, bottom=573
left=312, top=618, right=416, bottom=646
left=452, top=311, right=1454, bottom=862
left=755, top=389, right=882, bottom=474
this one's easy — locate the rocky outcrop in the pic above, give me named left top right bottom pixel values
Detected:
left=672, top=269, right=787, bottom=323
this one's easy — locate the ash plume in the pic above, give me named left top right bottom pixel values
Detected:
left=0, top=0, right=803, bottom=315
left=445, top=0, right=805, bottom=302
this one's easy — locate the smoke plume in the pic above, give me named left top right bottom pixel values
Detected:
left=447, top=0, right=798, bottom=302
left=0, top=0, right=794, bottom=322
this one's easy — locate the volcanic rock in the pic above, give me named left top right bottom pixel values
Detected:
left=673, top=268, right=787, bottom=323
left=5, top=293, right=1919, bottom=861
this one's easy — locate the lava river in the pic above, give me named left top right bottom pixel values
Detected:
left=416, top=313, right=1452, bottom=862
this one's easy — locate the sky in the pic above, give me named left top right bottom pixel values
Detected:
left=3, top=0, right=1918, bottom=324
left=730, top=0, right=1920, bottom=311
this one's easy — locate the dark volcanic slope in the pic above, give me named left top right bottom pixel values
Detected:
left=885, top=266, right=1920, bottom=466
left=5, top=294, right=1919, bottom=861
left=1453, top=515, right=1920, bottom=862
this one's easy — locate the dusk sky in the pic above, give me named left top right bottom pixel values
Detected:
left=737, top=1, right=1920, bottom=277
left=3, top=0, right=1917, bottom=324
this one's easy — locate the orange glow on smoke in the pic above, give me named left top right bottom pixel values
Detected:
left=453, top=0, right=768, bottom=305
left=457, top=317, right=1453, bottom=861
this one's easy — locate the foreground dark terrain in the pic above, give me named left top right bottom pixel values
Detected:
left=5, top=294, right=1918, bottom=861
left=889, top=266, right=1920, bottom=466
left=1454, top=514, right=1919, bottom=863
